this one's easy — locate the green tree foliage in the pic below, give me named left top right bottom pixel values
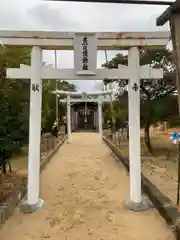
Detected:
left=42, top=80, right=76, bottom=132
left=0, top=46, right=31, bottom=173
left=104, top=99, right=128, bottom=129
left=103, top=48, right=177, bottom=154
left=0, top=46, right=76, bottom=173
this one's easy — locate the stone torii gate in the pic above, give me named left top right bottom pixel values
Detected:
left=5, top=30, right=169, bottom=213
left=52, top=90, right=112, bottom=142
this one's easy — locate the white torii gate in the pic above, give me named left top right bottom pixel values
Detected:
left=5, top=30, right=169, bottom=213
left=51, top=90, right=112, bottom=142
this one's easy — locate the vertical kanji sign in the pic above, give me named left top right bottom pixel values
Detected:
left=82, top=37, right=88, bottom=70
left=31, top=83, right=39, bottom=92
left=74, top=33, right=97, bottom=72
left=132, top=83, right=139, bottom=92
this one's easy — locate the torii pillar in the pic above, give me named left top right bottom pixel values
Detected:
left=66, top=94, right=72, bottom=143
left=20, top=46, right=44, bottom=213
left=124, top=47, right=164, bottom=211
left=98, top=97, right=103, bottom=140
left=125, top=47, right=145, bottom=211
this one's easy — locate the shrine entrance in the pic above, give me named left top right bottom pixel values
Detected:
left=58, top=91, right=108, bottom=138
left=77, top=109, right=94, bottom=130
left=73, top=102, right=98, bottom=131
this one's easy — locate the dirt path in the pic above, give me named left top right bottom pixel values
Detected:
left=0, top=133, right=174, bottom=240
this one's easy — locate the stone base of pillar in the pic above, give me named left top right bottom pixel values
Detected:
left=20, top=199, right=44, bottom=214
left=124, top=198, right=150, bottom=212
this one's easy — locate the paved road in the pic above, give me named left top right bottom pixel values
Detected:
left=0, top=133, right=174, bottom=240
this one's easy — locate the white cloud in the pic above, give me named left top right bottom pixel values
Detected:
left=0, top=0, right=170, bottom=91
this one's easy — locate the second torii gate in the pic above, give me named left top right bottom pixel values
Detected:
left=52, top=90, right=112, bottom=142
left=5, top=31, right=169, bottom=213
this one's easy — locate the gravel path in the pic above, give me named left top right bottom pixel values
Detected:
left=0, top=133, right=174, bottom=240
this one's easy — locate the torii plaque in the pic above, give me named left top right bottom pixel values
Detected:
left=74, top=33, right=97, bottom=75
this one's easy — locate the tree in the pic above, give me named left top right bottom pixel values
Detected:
left=0, top=45, right=76, bottom=173
left=0, top=46, right=31, bottom=173
left=42, top=80, right=76, bottom=133
left=140, top=48, right=176, bottom=154
left=103, top=48, right=176, bottom=154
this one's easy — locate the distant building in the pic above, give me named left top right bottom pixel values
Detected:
left=71, top=102, right=102, bottom=131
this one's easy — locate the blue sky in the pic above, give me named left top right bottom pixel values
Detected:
left=0, top=0, right=171, bottom=91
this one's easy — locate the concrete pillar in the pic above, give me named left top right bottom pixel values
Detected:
left=20, top=46, right=44, bottom=213
left=98, top=98, right=103, bottom=140
left=75, top=111, right=78, bottom=126
left=71, top=106, right=75, bottom=131
left=67, top=95, right=72, bottom=143
left=124, top=46, right=149, bottom=211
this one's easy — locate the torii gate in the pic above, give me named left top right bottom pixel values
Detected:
left=51, top=90, right=112, bottom=142
left=5, top=30, right=169, bottom=213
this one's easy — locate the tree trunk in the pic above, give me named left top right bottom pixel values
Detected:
left=144, top=118, right=154, bottom=155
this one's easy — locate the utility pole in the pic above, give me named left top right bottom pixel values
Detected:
left=54, top=50, right=59, bottom=123
left=104, top=50, right=115, bottom=132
